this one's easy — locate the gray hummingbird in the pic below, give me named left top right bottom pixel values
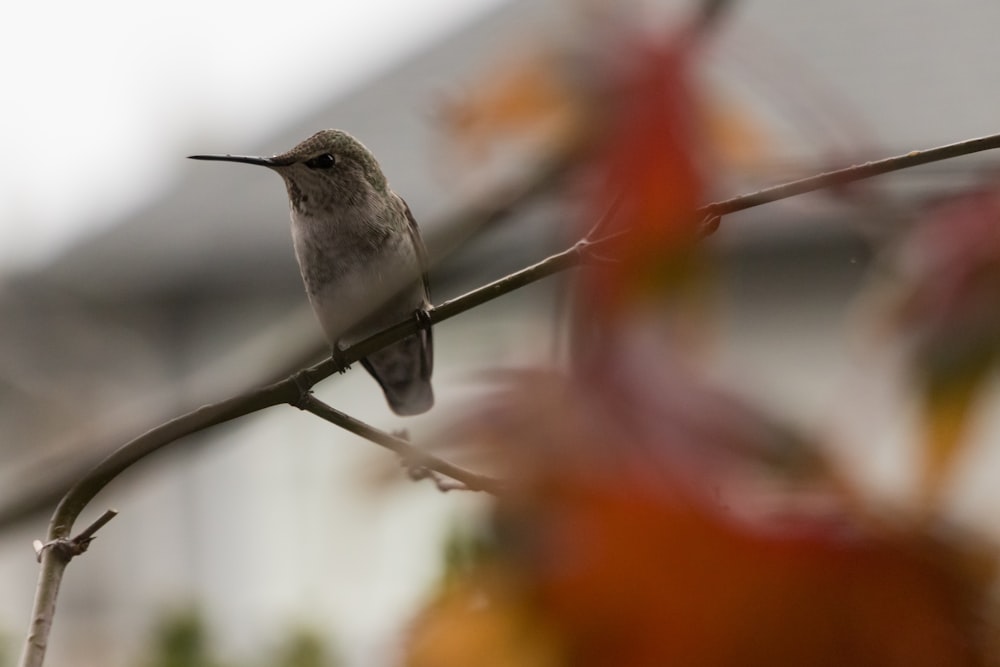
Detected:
left=190, top=129, right=434, bottom=415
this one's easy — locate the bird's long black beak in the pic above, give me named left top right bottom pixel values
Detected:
left=187, top=154, right=277, bottom=167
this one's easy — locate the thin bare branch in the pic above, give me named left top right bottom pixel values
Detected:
left=702, top=132, right=1000, bottom=222
left=72, top=509, right=119, bottom=543
left=18, top=130, right=1000, bottom=667
left=294, top=394, right=503, bottom=494
left=21, top=549, right=67, bottom=667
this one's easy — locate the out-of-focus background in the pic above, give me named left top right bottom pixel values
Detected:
left=3, top=0, right=1000, bottom=665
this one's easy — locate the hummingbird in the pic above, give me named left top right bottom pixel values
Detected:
left=190, top=129, right=434, bottom=415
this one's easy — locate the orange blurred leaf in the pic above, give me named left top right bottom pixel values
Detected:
left=405, top=569, right=564, bottom=667
left=702, top=89, right=773, bottom=169
left=439, top=48, right=586, bottom=162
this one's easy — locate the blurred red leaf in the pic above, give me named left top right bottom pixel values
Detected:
left=895, top=188, right=1000, bottom=357
left=578, top=35, right=708, bottom=320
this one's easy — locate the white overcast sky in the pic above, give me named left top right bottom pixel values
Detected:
left=0, top=0, right=507, bottom=272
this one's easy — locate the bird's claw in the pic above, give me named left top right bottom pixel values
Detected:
left=413, top=306, right=433, bottom=331
left=331, top=343, right=352, bottom=374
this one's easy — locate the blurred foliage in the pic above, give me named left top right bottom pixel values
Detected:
left=885, top=188, right=1000, bottom=504
left=138, top=609, right=338, bottom=667
left=270, top=627, right=338, bottom=667
left=141, top=609, right=221, bottom=667
left=440, top=521, right=498, bottom=585
left=406, top=1, right=1000, bottom=665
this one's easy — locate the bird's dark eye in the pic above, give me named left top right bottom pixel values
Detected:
left=305, top=153, right=337, bottom=169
